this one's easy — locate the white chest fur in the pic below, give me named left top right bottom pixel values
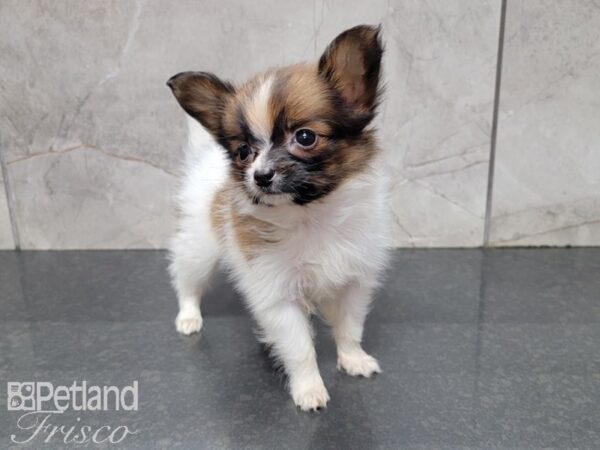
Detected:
left=222, top=170, right=390, bottom=310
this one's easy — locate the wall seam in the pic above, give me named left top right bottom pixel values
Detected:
left=0, top=146, right=21, bottom=250
left=483, top=0, right=508, bottom=247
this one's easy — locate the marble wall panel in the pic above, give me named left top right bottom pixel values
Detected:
left=490, top=1, right=600, bottom=246
left=0, top=0, right=500, bottom=248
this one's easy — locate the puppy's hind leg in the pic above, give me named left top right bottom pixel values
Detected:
left=169, top=224, right=219, bottom=335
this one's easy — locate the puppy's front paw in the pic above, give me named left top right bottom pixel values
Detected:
left=291, top=379, right=330, bottom=412
left=338, top=351, right=381, bottom=377
left=175, top=309, right=203, bottom=335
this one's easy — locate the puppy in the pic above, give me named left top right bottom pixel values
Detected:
left=167, top=25, right=389, bottom=411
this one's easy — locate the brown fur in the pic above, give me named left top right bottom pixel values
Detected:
left=318, top=25, right=383, bottom=112
left=167, top=72, right=235, bottom=136
left=209, top=186, right=229, bottom=239
left=210, top=180, right=279, bottom=260
left=230, top=205, right=279, bottom=260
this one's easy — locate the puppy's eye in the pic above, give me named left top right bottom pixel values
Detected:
left=237, top=143, right=251, bottom=161
left=294, top=129, right=317, bottom=149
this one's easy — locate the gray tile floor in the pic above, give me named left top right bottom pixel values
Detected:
left=1, top=249, right=599, bottom=449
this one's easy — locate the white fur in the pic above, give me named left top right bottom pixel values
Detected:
left=245, top=75, right=274, bottom=142
left=169, top=115, right=390, bottom=411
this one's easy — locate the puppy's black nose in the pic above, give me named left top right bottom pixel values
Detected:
left=254, top=170, right=274, bottom=188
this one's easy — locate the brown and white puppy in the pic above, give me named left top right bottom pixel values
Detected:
left=168, top=25, right=389, bottom=411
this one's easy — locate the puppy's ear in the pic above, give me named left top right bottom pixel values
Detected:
left=167, top=71, right=235, bottom=136
left=318, top=25, right=383, bottom=114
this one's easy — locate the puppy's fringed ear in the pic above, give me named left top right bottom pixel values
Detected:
left=167, top=71, right=235, bottom=136
left=318, top=25, right=383, bottom=114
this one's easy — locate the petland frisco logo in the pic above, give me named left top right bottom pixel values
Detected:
left=7, top=381, right=139, bottom=445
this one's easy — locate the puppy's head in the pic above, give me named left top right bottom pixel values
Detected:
left=168, top=25, right=383, bottom=205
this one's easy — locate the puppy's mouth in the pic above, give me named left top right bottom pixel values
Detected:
left=257, top=184, right=278, bottom=194
left=247, top=183, right=279, bottom=196
left=245, top=183, right=292, bottom=206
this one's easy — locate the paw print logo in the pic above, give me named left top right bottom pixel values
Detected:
left=7, top=382, right=35, bottom=411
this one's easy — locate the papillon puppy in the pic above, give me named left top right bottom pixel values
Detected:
left=167, top=25, right=389, bottom=411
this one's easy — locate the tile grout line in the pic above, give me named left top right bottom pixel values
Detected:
left=483, top=0, right=508, bottom=247
left=0, top=145, right=21, bottom=249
